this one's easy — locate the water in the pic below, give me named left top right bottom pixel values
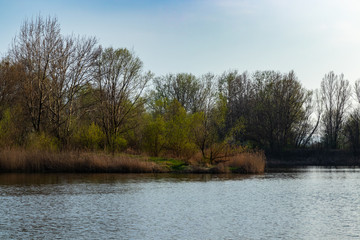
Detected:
left=1, top=168, right=360, bottom=239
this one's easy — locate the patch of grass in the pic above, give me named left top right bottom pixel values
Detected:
left=149, top=157, right=188, bottom=172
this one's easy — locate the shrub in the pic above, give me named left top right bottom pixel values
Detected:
left=73, top=122, right=105, bottom=150
left=26, top=132, right=59, bottom=151
left=111, top=135, right=128, bottom=152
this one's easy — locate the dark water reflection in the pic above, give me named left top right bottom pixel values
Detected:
left=1, top=168, right=360, bottom=239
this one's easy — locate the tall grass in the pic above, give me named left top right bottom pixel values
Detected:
left=0, top=149, right=160, bottom=173
left=224, top=151, right=266, bottom=174
left=0, top=148, right=266, bottom=174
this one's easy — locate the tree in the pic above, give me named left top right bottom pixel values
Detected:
left=151, top=73, right=214, bottom=113
left=46, top=35, right=99, bottom=142
left=344, top=79, right=360, bottom=154
left=9, top=15, right=100, bottom=144
left=344, top=110, right=360, bottom=154
left=219, top=70, right=314, bottom=152
left=190, top=95, right=232, bottom=164
left=218, top=70, right=256, bottom=148
left=320, top=71, right=350, bottom=149
left=0, top=60, right=24, bottom=112
left=293, top=89, right=322, bottom=148
left=95, top=47, right=152, bottom=151
left=218, top=70, right=253, bottom=137
left=10, top=16, right=62, bottom=133
left=142, top=113, right=166, bottom=157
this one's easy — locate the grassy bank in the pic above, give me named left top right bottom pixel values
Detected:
left=0, top=149, right=266, bottom=174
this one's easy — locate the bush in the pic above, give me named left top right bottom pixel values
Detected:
left=112, top=135, right=128, bottom=151
left=73, top=122, right=105, bottom=150
left=26, top=132, right=59, bottom=151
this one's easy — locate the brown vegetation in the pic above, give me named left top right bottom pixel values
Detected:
left=0, top=149, right=160, bottom=173
left=187, top=149, right=266, bottom=174
left=224, top=151, right=266, bottom=174
left=0, top=148, right=266, bottom=174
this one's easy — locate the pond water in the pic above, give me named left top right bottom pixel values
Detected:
left=1, top=168, right=360, bottom=239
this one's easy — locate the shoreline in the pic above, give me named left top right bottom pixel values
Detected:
left=266, top=149, right=360, bottom=168
left=2, top=148, right=360, bottom=174
left=0, top=149, right=265, bottom=174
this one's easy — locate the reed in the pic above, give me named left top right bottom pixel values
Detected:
left=0, top=148, right=160, bottom=173
left=225, top=151, right=266, bottom=174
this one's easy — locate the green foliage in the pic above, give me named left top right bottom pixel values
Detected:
left=344, top=110, right=360, bottom=154
left=225, top=117, right=246, bottom=145
left=144, top=98, right=198, bottom=158
left=149, top=157, right=187, bottom=171
left=27, top=132, right=59, bottom=151
left=143, top=114, right=166, bottom=156
left=0, top=109, right=14, bottom=147
left=163, top=100, right=197, bottom=158
left=150, top=73, right=214, bottom=113
left=73, top=122, right=105, bottom=150
left=0, top=107, right=27, bottom=148
left=111, top=135, right=128, bottom=152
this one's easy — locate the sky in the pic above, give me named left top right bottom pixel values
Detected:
left=1, top=0, right=360, bottom=90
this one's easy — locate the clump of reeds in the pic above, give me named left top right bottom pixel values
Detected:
left=0, top=148, right=161, bottom=173
left=224, top=151, right=266, bottom=174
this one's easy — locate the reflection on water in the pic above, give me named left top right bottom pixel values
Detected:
left=1, top=168, right=360, bottom=239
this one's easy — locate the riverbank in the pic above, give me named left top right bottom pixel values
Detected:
left=3, top=148, right=360, bottom=173
left=0, top=149, right=266, bottom=174
left=266, top=149, right=360, bottom=168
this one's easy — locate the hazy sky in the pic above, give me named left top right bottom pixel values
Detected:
left=1, top=0, right=360, bottom=90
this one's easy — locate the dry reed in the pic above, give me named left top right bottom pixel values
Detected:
left=224, top=151, right=266, bottom=174
left=0, top=148, right=160, bottom=173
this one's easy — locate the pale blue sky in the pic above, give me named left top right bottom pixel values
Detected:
left=1, top=0, right=360, bottom=90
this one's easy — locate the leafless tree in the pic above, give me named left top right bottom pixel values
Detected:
left=293, top=89, right=322, bottom=147
left=320, top=71, right=350, bottom=149
left=0, top=60, right=24, bottom=112
left=95, top=47, right=152, bottom=151
left=10, top=16, right=61, bottom=132
left=47, top=35, right=99, bottom=141
left=218, top=70, right=253, bottom=132
left=10, top=15, right=99, bottom=142
left=152, top=73, right=214, bottom=114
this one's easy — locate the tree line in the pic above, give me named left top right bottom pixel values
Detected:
left=0, top=16, right=359, bottom=162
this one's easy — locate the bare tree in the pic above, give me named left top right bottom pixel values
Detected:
left=151, top=73, right=214, bottom=113
left=10, top=16, right=61, bottom=132
left=320, top=71, right=350, bottom=149
left=344, top=79, right=360, bottom=154
left=47, top=35, right=99, bottom=141
left=218, top=70, right=253, bottom=136
left=293, top=89, right=322, bottom=148
left=0, top=60, right=25, bottom=112
left=95, top=47, right=152, bottom=151
left=219, top=70, right=314, bottom=151
left=354, top=79, right=360, bottom=104
left=10, top=15, right=100, bottom=143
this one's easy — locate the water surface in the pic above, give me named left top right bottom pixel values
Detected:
left=1, top=168, right=360, bottom=239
